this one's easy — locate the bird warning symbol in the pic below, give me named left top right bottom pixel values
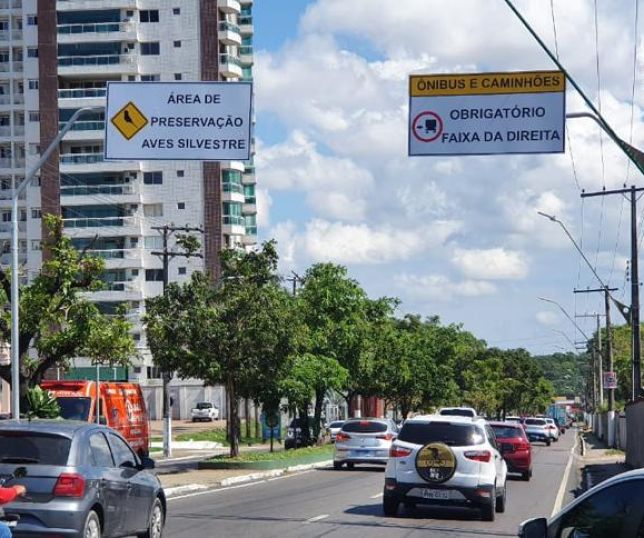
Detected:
left=111, top=101, right=148, bottom=140
left=412, top=111, right=443, bottom=143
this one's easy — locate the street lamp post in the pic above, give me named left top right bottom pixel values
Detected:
left=10, top=107, right=102, bottom=419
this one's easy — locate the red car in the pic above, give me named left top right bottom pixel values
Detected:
left=490, top=421, right=532, bottom=481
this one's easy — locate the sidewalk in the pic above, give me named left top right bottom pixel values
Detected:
left=580, top=431, right=628, bottom=491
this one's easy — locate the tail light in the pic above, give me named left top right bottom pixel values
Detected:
left=389, top=445, right=412, bottom=458
left=335, top=432, right=351, bottom=442
left=54, top=473, right=85, bottom=498
left=377, top=433, right=395, bottom=441
left=464, top=450, right=491, bottom=463
left=515, top=441, right=531, bottom=451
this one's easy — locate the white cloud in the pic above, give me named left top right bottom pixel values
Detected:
left=452, top=248, right=529, bottom=280
left=536, top=310, right=559, bottom=326
left=256, top=188, right=272, bottom=228
left=395, top=273, right=497, bottom=301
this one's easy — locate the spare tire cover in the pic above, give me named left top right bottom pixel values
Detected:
left=415, top=442, right=457, bottom=483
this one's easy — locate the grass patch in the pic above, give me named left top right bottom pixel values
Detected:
left=208, top=444, right=333, bottom=463
left=176, top=421, right=264, bottom=446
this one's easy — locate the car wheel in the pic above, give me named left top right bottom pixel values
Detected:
left=496, top=485, right=506, bottom=513
left=138, top=498, right=165, bottom=538
left=481, top=488, right=496, bottom=521
left=333, top=461, right=343, bottom=470
left=546, top=439, right=551, bottom=446
left=521, top=470, right=530, bottom=481
left=83, top=510, right=101, bottom=538
left=383, top=495, right=399, bottom=517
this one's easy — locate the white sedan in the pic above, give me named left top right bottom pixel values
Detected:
left=191, top=402, right=220, bottom=422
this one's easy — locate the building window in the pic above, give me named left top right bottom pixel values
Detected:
left=31, top=240, right=41, bottom=251
left=139, top=10, right=159, bottom=23
left=27, top=48, right=38, bottom=58
left=141, top=42, right=160, bottom=56
left=143, top=171, right=162, bottom=185
left=141, top=74, right=160, bottom=82
left=27, top=15, right=37, bottom=25
left=174, top=73, right=182, bottom=81
left=176, top=170, right=184, bottom=177
left=144, top=236, right=162, bottom=249
left=31, top=208, right=41, bottom=219
left=1, top=211, right=10, bottom=222
left=173, top=7, right=181, bottom=15
left=173, top=40, right=181, bottom=48
left=128, top=75, right=136, bottom=82
left=178, top=267, right=186, bottom=275
left=145, top=269, right=163, bottom=282
left=28, top=111, right=39, bottom=122
left=177, top=202, right=185, bottom=210
left=143, top=204, right=163, bottom=217
left=28, top=80, right=38, bottom=90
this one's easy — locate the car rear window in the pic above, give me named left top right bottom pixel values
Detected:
left=398, top=422, right=484, bottom=446
left=342, top=420, right=387, bottom=433
left=439, top=408, right=475, bottom=417
left=0, top=432, right=71, bottom=465
left=329, top=422, right=344, bottom=428
left=196, top=403, right=212, bottom=409
left=57, top=397, right=91, bottom=422
left=491, top=425, right=524, bottom=438
left=525, top=418, right=546, bottom=426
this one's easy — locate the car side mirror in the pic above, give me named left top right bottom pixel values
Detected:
left=138, top=456, right=155, bottom=470
left=518, top=517, right=547, bottom=538
left=120, top=460, right=136, bottom=470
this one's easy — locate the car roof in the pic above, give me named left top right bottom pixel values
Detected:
left=0, top=419, right=98, bottom=438
left=488, top=421, right=523, bottom=427
left=405, top=414, right=482, bottom=425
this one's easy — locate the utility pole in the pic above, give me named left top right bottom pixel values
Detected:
left=574, top=288, right=616, bottom=410
left=575, top=313, right=606, bottom=409
left=581, top=186, right=644, bottom=398
left=151, top=224, right=204, bottom=458
left=285, top=271, right=303, bottom=297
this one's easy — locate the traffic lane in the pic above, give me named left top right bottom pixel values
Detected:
left=162, top=431, right=577, bottom=538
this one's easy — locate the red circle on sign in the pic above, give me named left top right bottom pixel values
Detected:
left=412, top=111, right=444, bottom=143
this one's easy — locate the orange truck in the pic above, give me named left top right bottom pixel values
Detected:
left=41, top=380, right=150, bottom=456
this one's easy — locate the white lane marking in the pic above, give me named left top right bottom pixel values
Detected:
left=552, top=433, right=579, bottom=516
left=370, top=492, right=383, bottom=499
left=306, top=514, right=329, bottom=524
left=168, top=469, right=317, bottom=502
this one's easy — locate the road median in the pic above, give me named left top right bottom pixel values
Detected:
left=197, top=445, right=334, bottom=470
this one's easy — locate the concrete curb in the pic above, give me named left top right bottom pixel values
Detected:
left=164, top=460, right=333, bottom=498
left=580, top=433, right=586, bottom=457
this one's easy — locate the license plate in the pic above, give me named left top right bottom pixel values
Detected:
left=422, top=489, right=450, bottom=500
left=351, top=450, right=369, bottom=457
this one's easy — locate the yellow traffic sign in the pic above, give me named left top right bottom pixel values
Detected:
left=111, top=101, right=148, bottom=140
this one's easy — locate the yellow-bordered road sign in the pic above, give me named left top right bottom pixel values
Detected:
left=111, top=101, right=148, bottom=140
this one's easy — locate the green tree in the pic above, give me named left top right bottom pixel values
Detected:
left=0, top=216, right=136, bottom=407
left=145, top=241, right=297, bottom=457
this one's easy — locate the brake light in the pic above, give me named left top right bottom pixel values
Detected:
left=377, top=433, right=395, bottom=441
left=389, top=445, right=412, bottom=458
left=464, top=450, right=491, bottom=463
left=516, top=441, right=531, bottom=451
left=335, top=432, right=351, bottom=442
left=54, top=473, right=85, bottom=498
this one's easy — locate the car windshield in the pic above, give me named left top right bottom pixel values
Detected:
left=342, top=420, right=387, bottom=433
left=491, top=425, right=523, bottom=438
left=439, top=408, right=474, bottom=417
left=57, top=397, right=92, bottom=422
left=398, top=422, right=484, bottom=446
left=0, top=432, right=71, bottom=465
left=329, top=422, right=344, bottom=428
left=196, top=403, right=212, bottom=409
left=525, top=418, right=546, bottom=426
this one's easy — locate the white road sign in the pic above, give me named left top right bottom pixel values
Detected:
left=105, top=82, right=252, bottom=161
left=409, top=71, right=565, bottom=156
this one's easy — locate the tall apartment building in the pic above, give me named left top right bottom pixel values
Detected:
left=0, top=0, right=256, bottom=403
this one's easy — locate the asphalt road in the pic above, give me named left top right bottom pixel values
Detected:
left=164, top=430, right=578, bottom=537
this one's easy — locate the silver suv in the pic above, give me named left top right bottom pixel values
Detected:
left=383, top=415, right=507, bottom=521
left=333, top=418, right=398, bottom=469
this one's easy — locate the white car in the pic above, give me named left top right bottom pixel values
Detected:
left=383, top=415, right=508, bottom=521
left=326, top=420, right=346, bottom=442
left=523, top=417, right=551, bottom=446
left=190, top=402, right=219, bottom=422
left=505, top=416, right=522, bottom=424
left=438, top=407, right=478, bottom=418
left=544, top=418, right=560, bottom=442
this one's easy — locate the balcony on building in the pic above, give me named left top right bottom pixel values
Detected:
left=60, top=171, right=139, bottom=205
left=222, top=168, right=245, bottom=203
left=62, top=203, right=140, bottom=237
left=60, top=142, right=139, bottom=173
left=58, top=80, right=110, bottom=109
left=239, top=41, right=253, bottom=65
left=58, top=42, right=137, bottom=76
left=72, top=235, right=142, bottom=270
left=60, top=107, right=105, bottom=142
left=0, top=49, right=23, bottom=75
left=0, top=27, right=21, bottom=43
left=242, top=183, right=256, bottom=213
left=0, top=0, right=21, bottom=12
left=222, top=201, right=245, bottom=235
left=57, top=0, right=136, bottom=11
left=218, top=0, right=241, bottom=14
left=218, top=53, right=243, bottom=78
left=0, top=114, right=24, bottom=140
left=57, top=9, right=136, bottom=44
left=218, top=20, right=241, bottom=46
left=238, top=12, right=253, bottom=35
left=0, top=143, right=24, bottom=171
left=0, top=83, right=24, bottom=110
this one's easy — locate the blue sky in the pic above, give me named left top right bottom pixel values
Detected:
left=250, top=0, right=643, bottom=355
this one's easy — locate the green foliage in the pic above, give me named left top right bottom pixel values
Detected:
left=0, top=216, right=136, bottom=400
left=26, top=386, right=60, bottom=419
left=535, top=352, right=589, bottom=397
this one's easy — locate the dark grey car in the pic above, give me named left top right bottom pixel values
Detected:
left=0, top=420, right=165, bottom=538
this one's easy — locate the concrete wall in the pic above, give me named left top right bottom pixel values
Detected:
left=626, top=400, right=644, bottom=468
left=616, top=413, right=627, bottom=451
left=143, top=382, right=227, bottom=421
